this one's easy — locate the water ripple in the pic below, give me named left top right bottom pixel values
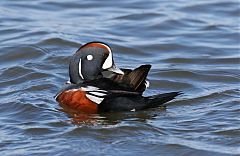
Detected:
left=0, top=0, right=239, bottom=155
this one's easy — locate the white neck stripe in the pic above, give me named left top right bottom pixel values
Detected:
left=78, top=58, right=84, bottom=79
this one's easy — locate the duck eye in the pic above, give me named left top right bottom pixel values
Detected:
left=86, top=55, right=93, bottom=61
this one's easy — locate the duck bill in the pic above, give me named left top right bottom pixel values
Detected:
left=107, top=64, right=124, bottom=75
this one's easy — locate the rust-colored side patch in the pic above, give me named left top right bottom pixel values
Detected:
left=56, top=90, right=98, bottom=114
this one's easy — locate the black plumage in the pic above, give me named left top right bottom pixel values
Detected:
left=56, top=41, right=182, bottom=113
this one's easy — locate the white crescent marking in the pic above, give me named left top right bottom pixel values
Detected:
left=101, top=43, right=113, bottom=69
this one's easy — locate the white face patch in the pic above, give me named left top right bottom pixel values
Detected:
left=87, top=54, right=93, bottom=61
left=101, top=43, right=113, bottom=69
left=78, top=58, right=84, bottom=79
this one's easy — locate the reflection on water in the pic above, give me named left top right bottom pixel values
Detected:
left=0, top=0, right=239, bottom=155
left=58, top=106, right=166, bottom=126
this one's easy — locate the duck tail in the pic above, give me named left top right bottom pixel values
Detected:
left=144, top=92, right=182, bottom=109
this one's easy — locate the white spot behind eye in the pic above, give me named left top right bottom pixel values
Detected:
left=87, top=55, right=93, bottom=60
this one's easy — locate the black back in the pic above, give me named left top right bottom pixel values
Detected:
left=109, top=65, right=151, bottom=93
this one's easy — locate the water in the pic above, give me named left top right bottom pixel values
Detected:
left=0, top=0, right=239, bottom=155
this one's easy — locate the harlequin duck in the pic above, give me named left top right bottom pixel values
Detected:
left=55, top=42, right=181, bottom=113
left=67, top=42, right=150, bottom=93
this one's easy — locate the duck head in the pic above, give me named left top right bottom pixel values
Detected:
left=69, top=42, right=123, bottom=84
